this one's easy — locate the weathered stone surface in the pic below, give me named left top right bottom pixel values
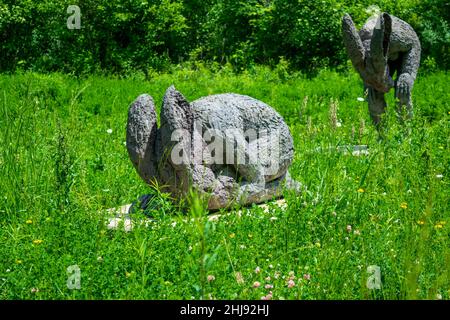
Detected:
left=342, top=12, right=421, bottom=127
left=126, top=86, right=300, bottom=210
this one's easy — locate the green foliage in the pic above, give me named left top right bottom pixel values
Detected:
left=249, top=0, right=348, bottom=70
left=416, top=0, right=450, bottom=70
left=0, top=0, right=189, bottom=74
left=0, top=69, right=448, bottom=299
left=0, top=0, right=449, bottom=73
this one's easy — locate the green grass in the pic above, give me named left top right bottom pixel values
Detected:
left=0, top=66, right=449, bottom=299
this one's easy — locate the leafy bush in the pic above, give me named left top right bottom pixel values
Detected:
left=416, top=0, right=450, bottom=70
left=0, top=0, right=448, bottom=74
left=0, top=0, right=189, bottom=74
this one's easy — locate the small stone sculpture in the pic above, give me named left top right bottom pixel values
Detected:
left=342, top=12, right=421, bottom=127
left=126, top=86, right=300, bottom=210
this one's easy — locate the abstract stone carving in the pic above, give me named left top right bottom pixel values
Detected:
left=342, top=12, right=421, bottom=127
left=126, top=86, right=300, bottom=210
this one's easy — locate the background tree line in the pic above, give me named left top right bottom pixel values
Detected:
left=0, top=0, right=448, bottom=75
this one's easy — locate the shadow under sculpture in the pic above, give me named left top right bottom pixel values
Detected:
left=126, top=86, right=301, bottom=211
left=342, top=12, right=421, bottom=128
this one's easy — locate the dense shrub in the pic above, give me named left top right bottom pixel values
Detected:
left=416, top=0, right=450, bottom=70
left=0, top=0, right=448, bottom=74
left=0, top=0, right=189, bottom=74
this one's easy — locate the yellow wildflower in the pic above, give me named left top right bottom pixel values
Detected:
left=400, top=202, right=408, bottom=209
left=16, top=259, right=23, bottom=264
left=357, top=188, right=365, bottom=193
left=229, top=233, right=235, bottom=239
left=32, top=239, right=43, bottom=245
left=417, top=220, right=425, bottom=225
left=26, top=220, right=33, bottom=224
left=435, top=224, right=443, bottom=229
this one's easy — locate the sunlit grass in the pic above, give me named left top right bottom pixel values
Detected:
left=0, top=67, right=448, bottom=299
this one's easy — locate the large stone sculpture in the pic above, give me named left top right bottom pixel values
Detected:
left=126, top=86, right=300, bottom=210
left=342, top=12, right=421, bottom=127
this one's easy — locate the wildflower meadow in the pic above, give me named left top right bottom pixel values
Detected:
left=0, top=67, right=448, bottom=299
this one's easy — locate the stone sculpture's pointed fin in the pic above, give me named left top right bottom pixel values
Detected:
left=370, top=13, right=392, bottom=72
left=342, top=13, right=365, bottom=70
left=126, top=94, right=158, bottom=182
